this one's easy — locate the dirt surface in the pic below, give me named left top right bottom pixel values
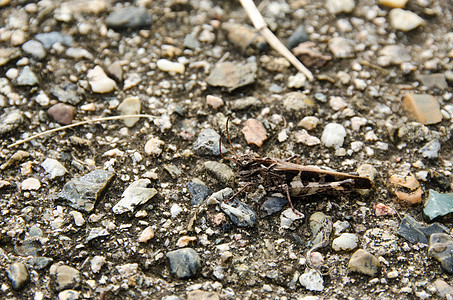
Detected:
left=1, top=0, right=453, bottom=299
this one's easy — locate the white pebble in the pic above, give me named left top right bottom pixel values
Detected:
left=41, top=158, right=67, bottom=179
left=35, top=91, right=50, bottom=106
left=87, top=66, right=117, bottom=93
left=298, top=116, right=319, bottom=130
left=144, top=138, right=165, bottom=156
left=69, top=211, right=85, bottom=226
left=21, top=178, right=41, bottom=190
left=329, top=96, right=347, bottom=111
left=299, top=268, right=324, bottom=291
left=389, top=8, right=425, bottom=31
left=321, top=123, right=347, bottom=149
left=156, top=59, right=185, bottom=74
left=332, top=233, right=358, bottom=251
left=325, top=0, right=355, bottom=14
left=350, top=141, right=363, bottom=152
left=6, top=68, right=19, bottom=80
left=170, top=203, right=183, bottom=218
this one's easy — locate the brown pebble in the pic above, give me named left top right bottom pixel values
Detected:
left=241, top=118, right=267, bottom=147
left=176, top=236, right=197, bottom=247
left=402, top=93, right=442, bottom=125
left=206, top=95, right=224, bottom=109
left=348, top=249, right=380, bottom=276
left=388, top=173, right=423, bottom=205
left=374, top=203, right=396, bottom=216
left=47, top=103, right=76, bottom=125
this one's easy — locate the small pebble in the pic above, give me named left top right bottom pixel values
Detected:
left=299, top=268, right=324, bottom=291
left=388, top=173, right=423, bottom=205
left=186, top=182, right=212, bottom=206
left=105, top=6, right=152, bottom=29
left=374, top=203, right=395, bottom=216
left=321, top=123, right=347, bottom=149
left=90, top=256, right=105, bottom=273
left=166, top=248, right=201, bottom=279
left=87, top=66, right=117, bottom=93
left=241, top=118, right=267, bottom=147
left=35, top=91, right=50, bottom=106
left=112, top=179, right=157, bottom=214
left=206, top=95, right=224, bottom=109
left=280, top=208, right=304, bottom=229
left=325, top=0, right=355, bottom=14
left=157, top=59, right=185, bottom=74
left=207, top=61, right=257, bottom=92
left=193, top=129, right=226, bottom=156
left=389, top=8, right=425, bottom=31
left=329, top=96, right=347, bottom=111
left=298, top=116, right=319, bottom=130
left=220, top=198, right=257, bottom=227
left=429, top=233, right=453, bottom=273
left=402, top=93, right=442, bottom=125
left=348, top=249, right=380, bottom=276
left=424, top=189, right=453, bottom=221
left=58, top=290, right=80, bottom=300
left=69, top=211, right=85, bottom=227
left=115, top=263, right=138, bottom=277
left=138, top=226, right=155, bottom=243
left=22, top=40, right=46, bottom=59
left=21, top=178, right=41, bottom=190
left=434, top=279, right=453, bottom=298
left=117, top=97, right=141, bottom=127
left=332, top=233, right=359, bottom=251
left=287, top=72, right=307, bottom=89
left=144, top=137, right=165, bottom=156
left=294, top=129, right=321, bottom=146
left=47, top=103, right=76, bottom=125
left=16, top=66, right=39, bottom=86
left=204, top=161, right=235, bottom=184
left=49, top=264, right=81, bottom=291
left=187, top=290, right=220, bottom=300
left=7, top=262, right=29, bottom=290
left=328, top=37, right=354, bottom=58
left=176, top=236, right=197, bottom=247
left=378, top=0, right=408, bottom=8
left=419, top=140, right=441, bottom=159
left=41, top=158, right=68, bottom=179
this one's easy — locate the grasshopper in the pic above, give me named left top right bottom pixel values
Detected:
left=220, top=117, right=373, bottom=212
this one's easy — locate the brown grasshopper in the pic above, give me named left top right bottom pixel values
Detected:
left=220, top=118, right=373, bottom=212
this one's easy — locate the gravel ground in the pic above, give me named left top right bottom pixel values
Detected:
left=1, top=0, right=453, bottom=299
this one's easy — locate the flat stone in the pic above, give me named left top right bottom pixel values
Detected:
left=29, top=257, right=53, bottom=270
left=87, top=66, right=117, bottom=93
left=321, top=123, right=347, bottom=149
left=56, top=169, right=115, bottom=212
left=105, top=6, right=152, bottom=29
left=417, top=73, right=448, bottom=90
left=229, top=96, right=262, bottom=111
left=47, top=103, right=77, bottom=125
left=22, top=40, right=46, bottom=59
left=281, top=208, right=304, bottom=229
left=41, top=158, right=68, bottom=179
left=378, top=0, right=407, bottom=8
left=282, top=92, right=315, bottom=113
left=429, top=233, right=453, bottom=274
left=193, top=128, right=226, bottom=156
left=186, top=182, right=212, bottom=205
left=389, top=8, right=425, bottom=31
left=402, top=93, right=442, bottom=125
left=113, top=179, right=157, bottom=214
left=144, top=137, right=165, bottom=156
left=90, top=256, right=105, bottom=273
left=1, top=150, right=29, bottom=170
left=287, top=25, right=309, bottom=49
left=6, top=262, right=29, bottom=290
left=0, top=47, right=21, bottom=66
left=85, top=227, right=109, bottom=243
left=292, top=41, right=331, bottom=68
left=220, top=198, right=257, bottom=227
left=299, top=268, right=324, bottom=291
left=138, top=226, right=155, bottom=243
left=166, top=248, right=201, bottom=279
left=203, top=161, right=235, bottom=185
left=117, top=96, right=141, bottom=127
left=58, top=290, right=80, bottom=300
left=16, top=66, right=39, bottom=86
left=398, top=215, right=448, bottom=244
left=241, top=118, right=267, bottom=147
left=115, top=263, right=139, bottom=278
left=49, top=264, right=81, bottom=291
left=348, top=249, right=380, bottom=276
left=424, top=189, right=453, bottom=221
left=34, top=31, right=73, bottom=49
left=21, top=178, right=41, bottom=190
left=294, top=129, right=321, bottom=146
left=207, top=61, right=257, bottom=92
left=65, top=47, right=94, bottom=60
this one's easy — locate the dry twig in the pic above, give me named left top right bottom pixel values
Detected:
left=238, top=0, right=314, bottom=81
left=8, top=114, right=155, bottom=148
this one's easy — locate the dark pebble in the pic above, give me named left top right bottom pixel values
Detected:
left=193, top=128, right=226, bottom=156
left=187, top=182, right=212, bottom=205
left=260, top=196, right=288, bottom=217
left=105, top=6, right=153, bottom=29
left=398, top=215, right=448, bottom=244
left=220, top=198, right=257, bottom=227
left=50, top=84, right=81, bottom=105
left=34, top=31, right=73, bottom=49
left=29, top=256, right=54, bottom=270
left=166, top=248, right=201, bottom=279
left=287, top=25, right=309, bottom=49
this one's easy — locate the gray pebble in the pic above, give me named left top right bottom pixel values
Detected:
left=50, top=85, right=81, bottom=105
left=419, top=139, right=441, bottom=159
left=7, top=262, right=29, bottom=290
left=203, top=161, right=235, bottom=184
left=16, top=66, right=39, bottom=86
left=29, top=256, right=53, bottom=270
left=41, top=158, right=68, bottom=179
left=22, top=40, right=46, bottom=59
left=186, top=182, right=212, bottom=205
left=105, top=6, right=153, bottom=29
left=0, top=109, right=23, bottom=135
left=34, top=31, right=73, bottom=49
left=183, top=34, right=200, bottom=50
left=193, top=128, right=226, bottom=156
left=49, top=264, right=81, bottom=291
left=287, top=25, right=309, bottom=49
left=424, top=189, right=453, bottom=221
left=229, top=96, right=262, bottom=111
left=207, top=61, right=257, bottom=92
left=220, top=198, right=257, bottom=227
left=90, top=256, right=106, bottom=273
left=166, top=248, right=201, bottom=279
left=112, top=179, right=157, bottom=214
left=398, top=215, right=448, bottom=244
left=56, top=169, right=115, bottom=212
left=85, top=227, right=109, bottom=243
left=417, top=73, right=448, bottom=90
